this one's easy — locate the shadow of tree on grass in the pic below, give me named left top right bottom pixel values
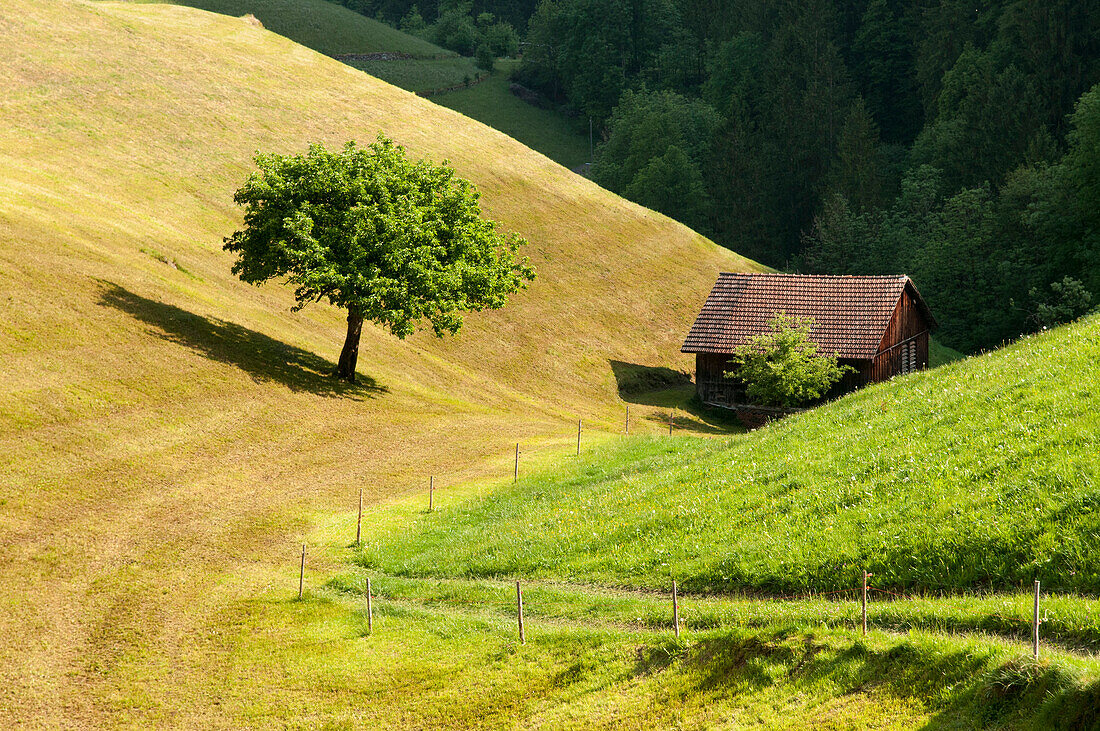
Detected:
left=98, top=282, right=387, bottom=399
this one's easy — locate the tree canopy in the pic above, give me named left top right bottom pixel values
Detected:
left=514, top=0, right=1100, bottom=352
left=223, top=135, right=535, bottom=383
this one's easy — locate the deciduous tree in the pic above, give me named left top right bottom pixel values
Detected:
left=224, top=136, right=536, bottom=383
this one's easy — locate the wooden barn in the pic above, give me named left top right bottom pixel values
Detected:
left=682, top=273, right=937, bottom=407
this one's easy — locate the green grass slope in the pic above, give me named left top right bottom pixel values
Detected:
left=342, top=55, right=481, bottom=92
left=244, top=583, right=1100, bottom=729
left=362, top=314, right=1100, bottom=595
left=0, top=0, right=759, bottom=725
left=314, top=315, right=1100, bottom=727
left=148, top=0, right=451, bottom=56
left=434, top=60, right=592, bottom=170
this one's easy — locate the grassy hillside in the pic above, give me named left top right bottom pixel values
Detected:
left=0, top=0, right=759, bottom=725
left=311, top=314, right=1100, bottom=727
left=361, top=313, right=1100, bottom=595
left=149, top=0, right=451, bottom=56
left=342, top=55, right=481, bottom=92
left=434, top=60, right=592, bottom=170
left=153, top=1, right=593, bottom=167
left=11, top=0, right=1087, bottom=726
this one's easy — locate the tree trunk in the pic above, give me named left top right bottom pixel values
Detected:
left=335, top=308, right=364, bottom=383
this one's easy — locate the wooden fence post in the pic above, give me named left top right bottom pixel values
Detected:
left=1033, top=580, right=1041, bottom=660
left=516, top=580, right=526, bottom=645
left=673, top=580, right=680, bottom=640
left=861, top=571, right=869, bottom=635
left=356, top=488, right=363, bottom=545
left=298, top=544, right=305, bottom=601
left=429, top=475, right=434, bottom=512
left=577, top=419, right=582, bottom=455
left=514, top=443, right=519, bottom=483
left=366, top=577, right=373, bottom=633
left=625, top=405, right=629, bottom=434
left=668, top=411, right=673, bottom=436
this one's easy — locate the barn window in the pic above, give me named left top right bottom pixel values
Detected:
left=899, top=341, right=916, bottom=375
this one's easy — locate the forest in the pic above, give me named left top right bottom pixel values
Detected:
left=333, top=0, right=1099, bottom=353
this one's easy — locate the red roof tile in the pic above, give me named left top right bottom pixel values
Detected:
left=681, top=273, right=932, bottom=359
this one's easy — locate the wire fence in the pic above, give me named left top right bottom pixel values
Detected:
left=297, top=408, right=1052, bottom=661
left=404, top=407, right=681, bottom=509
left=302, top=564, right=1055, bottom=660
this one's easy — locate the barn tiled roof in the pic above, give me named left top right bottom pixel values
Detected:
left=681, top=273, right=932, bottom=359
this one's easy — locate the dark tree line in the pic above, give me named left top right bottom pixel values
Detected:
left=337, top=0, right=1100, bottom=352
left=334, top=0, right=528, bottom=53
left=337, top=0, right=537, bottom=28
left=517, top=0, right=1100, bottom=352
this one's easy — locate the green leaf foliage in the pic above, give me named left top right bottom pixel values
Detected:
left=621, top=145, right=710, bottom=232
left=592, top=88, right=720, bottom=191
left=501, top=0, right=1100, bottom=353
left=1029, top=276, right=1094, bottom=329
left=223, top=135, right=535, bottom=340
left=726, top=313, right=853, bottom=407
left=824, top=97, right=888, bottom=213
left=474, top=43, right=494, bottom=72
left=592, top=88, right=719, bottom=233
left=1063, top=82, right=1100, bottom=292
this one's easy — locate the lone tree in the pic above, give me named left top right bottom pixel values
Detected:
left=224, top=135, right=535, bottom=383
left=726, top=313, right=853, bottom=407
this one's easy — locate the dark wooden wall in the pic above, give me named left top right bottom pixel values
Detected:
left=695, top=352, right=740, bottom=405
left=870, top=287, right=931, bottom=383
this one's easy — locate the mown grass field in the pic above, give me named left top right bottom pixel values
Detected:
left=0, top=0, right=761, bottom=725
left=146, top=0, right=451, bottom=56
left=150, top=1, right=592, bottom=167
left=358, top=313, right=1100, bottom=595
